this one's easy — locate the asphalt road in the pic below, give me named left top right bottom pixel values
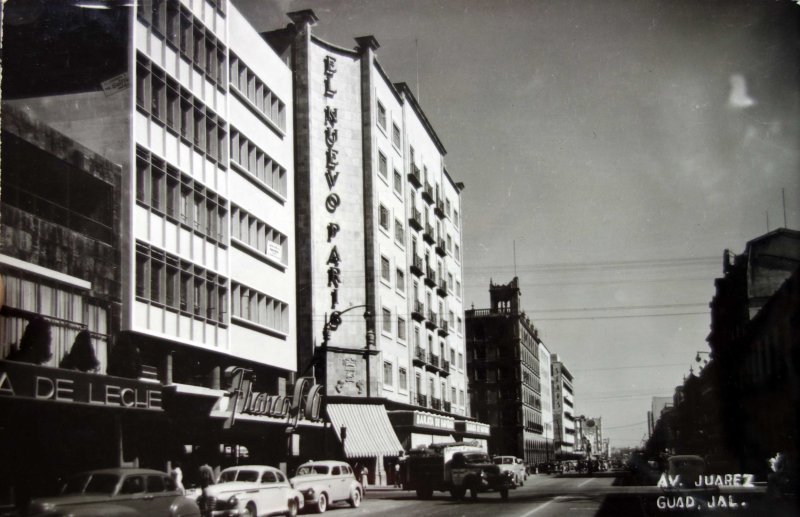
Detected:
left=313, top=472, right=792, bottom=517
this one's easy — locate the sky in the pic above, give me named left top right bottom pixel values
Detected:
left=236, top=0, right=800, bottom=449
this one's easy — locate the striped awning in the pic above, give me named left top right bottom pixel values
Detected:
left=327, top=403, right=404, bottom=459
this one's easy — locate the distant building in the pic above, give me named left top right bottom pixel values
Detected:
left=465, top=277, right=554, bottom=465
left=551, top=354, right=576, bottom=455
left=648, top=396, right=673, bottom=437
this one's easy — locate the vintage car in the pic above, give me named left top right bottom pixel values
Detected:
left=492, top=456, right=527, bottom=486
left=198, top=465, right=303, bottom=517
left=289, top=461, right=362, bottom=513
left=27, top=468, right=201, bottom=517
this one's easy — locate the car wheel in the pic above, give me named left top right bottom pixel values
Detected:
left=500, top=488, right=509, bottom=500
left=450, top=486, right=465, bottom=499
left=349, top=488, right=361, bottom=508
left=243, top=502, right=257, bottom=517
left=468, top=479, right=479, bottom=499
left=285, top=498, right=298, bottom=517
left=314, top=493, right=327, bottom=513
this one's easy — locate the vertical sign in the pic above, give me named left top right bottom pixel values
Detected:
left=323, top=55, right=342, bottom=315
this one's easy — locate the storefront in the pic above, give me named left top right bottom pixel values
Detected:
left=454, top=420, right=491, bottom=451
left=0, top=359, right=168, bottom=510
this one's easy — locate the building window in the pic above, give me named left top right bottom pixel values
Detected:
left=229, top=52, right=286, bottom=132
left=451, top=386, right=457, bottom=404
left=396, top=269, right=405, bottom=293
left=453, top=210, right=459, bottom=228
left=377, top=101, right=387, bottom=130
left=231, top=205, right=289, bottom=266
left=457, top=316, right=463, bottom=333
left=397, top=317, right=407, bottom=341
left=381, top=255, right=391, bottom=283
left=393, top=169, right=403, bottom=195
left=414, top=327, right=421, bottom=348
left=399, top=367, right=408, bottom=390
left=450, top=348, right=456, bottom=364
left=459, top=389, right=465, bottom=405
left=136, top=146, right=227, bottom=243
left=458, top=352, right=464, bottom=369
left=383, top=361, right=393, bottom=387
left=378, top=151, right=388, bottom=179
left=446, top=234, right=452, bottom=253
left=136, top=241, right=227, bottom=325
left=392, top=122, right=401, bottom=149
left=456, top=280, right=462, bottom=298
left=382, top=307, right=392, bottom=334
left=379, top=204, right=390, bottom=231
left=230, top=128, right=288, bottom=198
left=455, top=244, right=461, bottom=261
left=231, top=281, right=290, bottom=334
left=448, top=273, right=454, bottom=292
left=445, top=199, right=451, bottom=217
left=394, top=218, right=405, bottom=243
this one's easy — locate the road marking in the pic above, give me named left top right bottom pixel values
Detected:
left=578, top=478, right=594, bottom=488
left=517, top=499, right=555, bottom=517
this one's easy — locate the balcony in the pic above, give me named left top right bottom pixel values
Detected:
left=410, top=255, right=424, bottom=277
left=431, top=397, right=442, bottom=410
left=435, top=238, right=446, bottom=257
left=426, top=311, right=438, bottom=329
left=424, top=267, right=437, bottom=287
left=423, top=224, right=436, bottom=245
left=437, top=279, right=448, bottom=298
left=422, top=184, right=434, bottom=205
left=442, top=360, right=451, bottom=374
left=408, top=164, right=422, bottom=188
left=429, top=353, right=440, bottom=369
left=416, top=392, right=428, bottom=408
left=408, top=209, right=423, bottom=232
left=413, top=346, right=427, bottom=366
left=434, top=198, right=445, bottom=219
left=411, top=300, right=426, bottom=322
left=443, top=401, right=452, bottom=413
left=438, top=319, right=450, bottom=337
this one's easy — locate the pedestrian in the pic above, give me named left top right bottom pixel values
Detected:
left=199, top=462, right=215, bottom=489
left=394, top=462, right=401, bottom=487
left=171, top=461, right=185, bottom=494
left=360, top=465, right=369, bottom=488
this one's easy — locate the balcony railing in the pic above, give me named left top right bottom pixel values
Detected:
left=443, top=400, right=452, bottom=413
left=424, top=267, right=437, bottom=287
left=426, top=311, right=438, bottom=329
left=429, top=353, right=440, bottom=368
left=416, top=393, right=428, bottom=407
left=410, top=255, right=424, bottom=277
left=423, top=224, right=435, bottom=244
left=435, top=238, right=446, bottom=257
left=442, top=360, right=450, bottom=373
left=437, top=279, right=448, bottom=297
left=408, top=165, right=422, bottom=188
left=411, top=300, right=426, bottom=322
left=414, top=346, right=427, bottom=364
left=422, top=184, right=434, bottom=204
left=431, top=397, right=442, bottom=410
left=434, top=198, right=445, bottom=218
left=409, top=209, right=423, bottom=231
left=438, top=320, right=449, bottom=337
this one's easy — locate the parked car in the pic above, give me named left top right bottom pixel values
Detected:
left=492, top=456, right=526, bottom=486
left=27, top=468, right=201, bottom=517
left=198, top=465, right=302, bottom=517
left=289, top=461, right=363, bottom=513
left=667, top=455, right=706, bottom=489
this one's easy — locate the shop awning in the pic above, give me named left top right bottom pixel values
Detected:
left=327, top=403, right=403, bottom=459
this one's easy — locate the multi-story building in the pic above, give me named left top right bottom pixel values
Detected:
left=264, top=10, right=487, bottom=485
left=1, top=0, right=320, bottom=493
left=647, top=396, right=673, bottom=437
left=465, top=277, right=554, bottom=465
left=551, top=354, right=576, bottom=455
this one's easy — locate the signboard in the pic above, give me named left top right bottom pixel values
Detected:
left=414, top=411, right=455, bottom=431
left=0, top=360, right=163, bottom=411
left=101, top=72, right=129, bottom=96
left=266, top=241, right=283, bottom=263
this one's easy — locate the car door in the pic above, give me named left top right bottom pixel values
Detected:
left=259, top=469, right=283, bottom=514
left=117, top=474, right=150, bottom=514
left=146, top=475, right=179, bottom=516
left=330, top=466, right=347, bottom=501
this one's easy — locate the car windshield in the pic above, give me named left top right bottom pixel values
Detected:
left=61, top=474, right=119, bottom=495
left=464, top=453, right=490, bottom=464
left=295, top=465, right=330, bottom=476
left=218, top=470, right=260, bottom=483
left=493, top=458, right=513, bottom=464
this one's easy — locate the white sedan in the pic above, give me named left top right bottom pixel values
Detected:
left=199, top=465, right=303, bottom=517
left=289, top=461, right=363, bottom=513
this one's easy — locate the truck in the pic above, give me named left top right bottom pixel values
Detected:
left=401, top=442, right=514, bottom=500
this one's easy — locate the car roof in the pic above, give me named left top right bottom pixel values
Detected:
left=221, top=465, right=279, bottom=471
left=297, top=461, right=348, bottom=467
left=668, top=455, right=704, bottom=461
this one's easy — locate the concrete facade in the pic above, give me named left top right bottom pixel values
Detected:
left=551, top=354, right=576, bottom=454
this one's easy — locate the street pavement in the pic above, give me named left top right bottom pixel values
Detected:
left=314, top=472, right=792, bottom=517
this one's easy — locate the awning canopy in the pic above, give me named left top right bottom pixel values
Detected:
left=327, top=403, right=403, bottom=459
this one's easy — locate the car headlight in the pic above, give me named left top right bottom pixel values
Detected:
left=303, top=488, right=315, bottom=497
left=28, top=501, right=56, bottom=514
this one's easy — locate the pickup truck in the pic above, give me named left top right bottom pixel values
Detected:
left=401, top=442, right=514, bottom=500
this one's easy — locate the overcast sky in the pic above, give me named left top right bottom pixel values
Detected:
left=237, top=0, right=800, bottom=448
